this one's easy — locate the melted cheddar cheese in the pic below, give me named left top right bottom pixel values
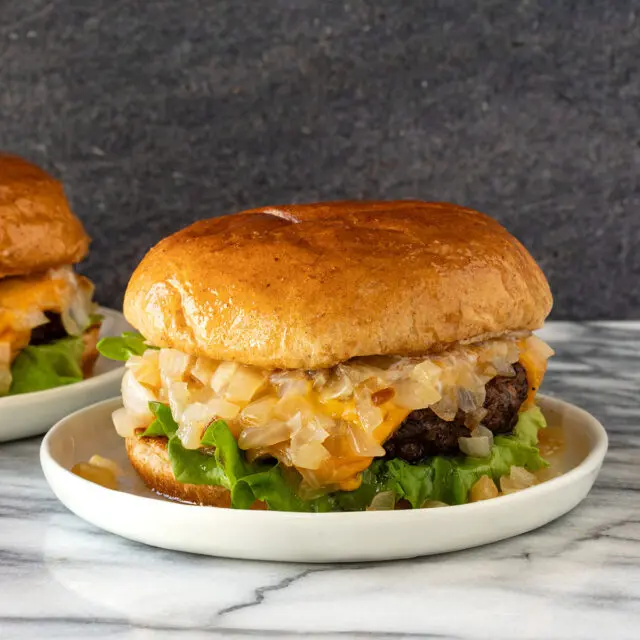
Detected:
left=518, top=337, right=553, bottom=408
left=0, top=267, right=83, bottom=358
left=309, top=398, right=409, bottom=491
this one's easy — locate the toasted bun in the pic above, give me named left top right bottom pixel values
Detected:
left=0, top=154, right=89, bottom=278
left=81, top=324, right=101, bottom=378
left=124, top=201, right=552, bottom=369
left=125, top=435, right=234, bottom=507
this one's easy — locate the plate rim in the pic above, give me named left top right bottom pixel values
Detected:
left=40, top=393, right=609, bottom=521
left=0, top=306, right=126, bottom=406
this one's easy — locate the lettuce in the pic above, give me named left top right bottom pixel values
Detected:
left=96, top=332, right=154, bottom=361
left=203, top=420, right=333, bottom=511
left=138, top=401, right=548, bottom=512
left=140, top=401, right=177, bottom=437
left=7, top=336, right=85, bottom=395
left=145, top=402, right=330, bottom=511
left=359, top=406, right=548, bottom=507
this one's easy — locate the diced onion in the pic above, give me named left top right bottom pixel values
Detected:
left=224, top=364, right=266, bottom=403
left=393, top=379, right=441, bottom=410
left=270, top=371, right=312, bottom=396
left=290, top=441, right=330, bottom=469
left=469, top=475, right=499, bottom=502
left=458, top=434, right=492, bottom=458
left=158, top=349, right=193, bottom=384
left=493, top=362, right=515, bottom=377
left=121, top=370, right=157, bottom=418
left=318, top=373, right=353, bottom=401
left=88, top=455, right=123, bottom=476
left=290, top=413, right=329, bottom=442
left=178, top=417, right=206, bottom=450
left=354, top=388, right=384, bottom=432
left=500, top=466, right=538, bottom=494
left=71, top=462, right=118, bottom=490
left=311, top=370, right=329, bottom=388
left=239, top=421, right=291, bottom=449
left=410, top=359, right=441, bottom=386
left=340, top=362, right=386, bottom=387
left=205, top=398, right=241, bottom=420
left=464, top=407, right=488, bottom=429
left=127, top=351, right=161, bottom=389
left=288, top=412, right=331, bottom=469
left=526, top=335, right=555, bottom=361
left=457, top=387, right=477, bottom=412
left=367, top=491, right=396, bottom=511
left=112, top=407, right=146, bottom=437
left=308, top=413, right=335, bottom=431
left=167, top=381, right=190, bottom=422
left=471, top=425, right=494, bottom=446
left=179, top=400, right=239, bottom=449
left=61, top=284, right=93, bottom=335
left=347, top=425, right=386, bottom=457
left=240, top=396, right=278, bottom=425
left=191, top=357, right=218, bottom=387
left=273, top=393, right=314, bottom=421
left=431, top=393, right=458, bottom=421
left=208, top=361, right=237, bottom=393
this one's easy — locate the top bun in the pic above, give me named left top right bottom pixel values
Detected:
left=124, top=201, right=552, bottom=369
left=0, top=154, right=89, bottom=278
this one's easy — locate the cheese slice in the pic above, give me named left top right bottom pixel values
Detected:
left=518, top=336, right=554, bottom=408
left=303, top=396, right=410, bottom=491
left=0, top=267, right=82, bottom=358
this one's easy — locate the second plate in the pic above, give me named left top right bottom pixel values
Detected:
left=0, top=307, right=131, bottom=442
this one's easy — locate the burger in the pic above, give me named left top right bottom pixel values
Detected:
left=0, top=154, right=101, bottom=396
left=98, top=201, right=554, bottom=511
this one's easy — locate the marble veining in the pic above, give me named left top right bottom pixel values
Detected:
left=0, top=322, right=639, bottom=640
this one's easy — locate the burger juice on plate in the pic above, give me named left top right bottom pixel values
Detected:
left=0, top=154, right=101, bottom=396
left=98, top=201, right=555, bottom=511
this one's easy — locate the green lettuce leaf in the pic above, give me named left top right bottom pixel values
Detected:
left=141, top=401, right=180, bottom=437
left=513, top=404, right=546, bottom=446
left=189, top=418, right=323, bottom=510
left=201, top=420, right=250, bottom=484
left=7, top=336, right=85, bottom=395
left=97, top=332, right=154, bottom=361
left=146, top=408, right=329, bottom=511
left=138, top=403, right=548, bottom=512
left=167, top=437, right=229, bottom=487
left=351, top=405, right=549, bottom=508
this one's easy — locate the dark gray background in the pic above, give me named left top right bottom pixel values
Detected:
left=1, top=1, right=638, bottom=319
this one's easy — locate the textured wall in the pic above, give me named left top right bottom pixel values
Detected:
left=1, top=1, right=638, bottom=318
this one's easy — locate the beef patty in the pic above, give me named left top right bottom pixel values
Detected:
left=384, top=362, right=529, bottom=463
left=29, top=312, right=68, bottom=345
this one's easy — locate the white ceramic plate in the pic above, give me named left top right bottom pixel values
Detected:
left=0, top=307, right=131, bottom=442
left=41, top=394, right=607, bottom=563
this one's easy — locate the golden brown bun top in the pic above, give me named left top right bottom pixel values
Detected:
left=0, top=154, right=89, bottom=278
left=124, top=200, right=553, bottom=369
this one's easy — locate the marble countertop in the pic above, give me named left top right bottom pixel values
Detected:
left=0, top=322, right=638, bottom=639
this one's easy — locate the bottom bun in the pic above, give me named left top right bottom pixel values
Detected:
left=125, top=435, right=264, bottom=508
left=81, top=324, right=100, bottom=378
